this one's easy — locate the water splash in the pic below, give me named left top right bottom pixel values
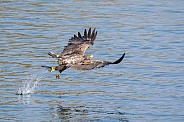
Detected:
left=17, top=70, right=48, bottom=95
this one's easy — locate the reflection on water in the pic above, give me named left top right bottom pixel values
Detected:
left=55, top=105, right=129, bottom=122
left=56, top=106, right=88, bottom=120
left=0, top=0, right=184, bottom=121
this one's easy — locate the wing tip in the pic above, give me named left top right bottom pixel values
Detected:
left=71, top=27, right=97, bottom=41
left=112, top=53, right=125, bottom=64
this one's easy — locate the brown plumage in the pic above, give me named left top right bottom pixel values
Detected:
left=48, top=28, right=97, bottom=66
left=42, top=28, right=125, bottom=79
left=71, top=53, right=125, bottom=70
left=61, top=28, right=97, bottom=56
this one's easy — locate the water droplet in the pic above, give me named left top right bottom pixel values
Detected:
left=17, top=70, right=48, bottom=95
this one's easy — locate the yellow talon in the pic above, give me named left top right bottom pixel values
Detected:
left=56, top=74, right=60, bottom=79
left=50, top=67, right=55, bottom=73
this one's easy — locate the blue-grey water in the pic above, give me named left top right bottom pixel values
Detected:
left=0, top=0, right=184, bottom=121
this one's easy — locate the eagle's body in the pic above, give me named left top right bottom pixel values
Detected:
left=42, top=28, right=125, bottom=78
left=57, top=54, right=84, bottom=65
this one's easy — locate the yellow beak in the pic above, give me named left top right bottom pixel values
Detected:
left=50, top=67, right=55, bottom=73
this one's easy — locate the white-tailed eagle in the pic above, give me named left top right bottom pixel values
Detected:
left=42, top=28, right=125, bottom=78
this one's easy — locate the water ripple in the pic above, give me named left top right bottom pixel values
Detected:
left=0, top=0, right=184, bottom=121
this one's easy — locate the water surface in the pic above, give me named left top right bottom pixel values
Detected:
left=0, top=0, right=184, bottom=121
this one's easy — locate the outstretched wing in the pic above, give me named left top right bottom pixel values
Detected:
left=71, top=53, right=125, bottom=70
left=61, top=28, right=97, bottom=56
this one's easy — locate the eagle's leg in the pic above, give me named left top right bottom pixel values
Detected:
left=56, top=73, right=60, bottom=79
left=41, top=65, right=69, bottom=79
left=48, top=67, right=60, bottom=79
